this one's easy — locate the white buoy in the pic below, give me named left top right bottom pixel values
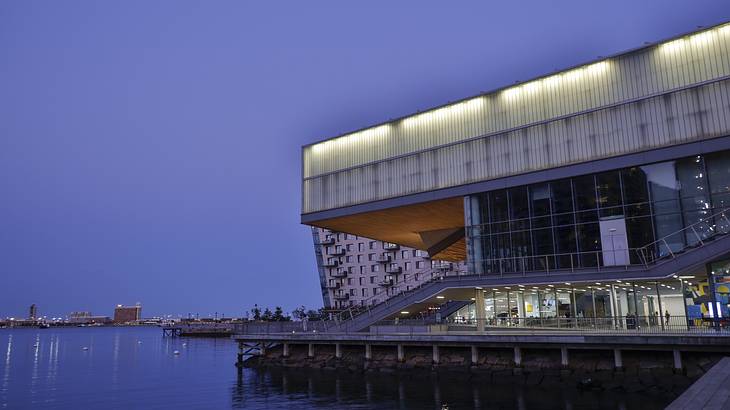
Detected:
left=173, top=350, right=180, bottom=355
left=82, top=347, right=89, bottom=351
left=138, top=341, right=142, bottom=344
left=182, top=343, right=187, bottom=347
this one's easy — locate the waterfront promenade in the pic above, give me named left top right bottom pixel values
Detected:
left=667, top=357, right=730, bottom=409
left=233, top=318, right=730, bottom=373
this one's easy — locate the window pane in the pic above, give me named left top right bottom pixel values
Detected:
left=677, top=156, right=711, bottom=243
left=597, top=171, right=623, bottom=217
left=551, top=179, right=574, bottom=226
left=574, top=175, right=598, bottom=223
left=530, top=183, right=551, bottom=228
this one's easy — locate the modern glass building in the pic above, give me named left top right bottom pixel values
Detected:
left=301, top=23, right=730, bottom=330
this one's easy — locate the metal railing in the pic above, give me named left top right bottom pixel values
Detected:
left=232, top=316, right=730, bottom=336
left=320, top=208, right=730, bottom=332
left=443, top=315, right=729, bottom=335
left=330, top=266, right=467, bottom=325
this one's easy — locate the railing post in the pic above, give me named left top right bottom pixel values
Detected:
left=662, top=239, right=675, bottom=258
left=691, top=226, right=704, bottom=245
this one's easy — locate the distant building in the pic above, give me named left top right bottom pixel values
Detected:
left=68, top=311, right=111, bottom=325
left=312, top=228, right=465, bottom=310
left=113, top=304, right=141, bottom=324
left=29, top=304, right=37, bottom=320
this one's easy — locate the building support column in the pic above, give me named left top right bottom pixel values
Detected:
left=655, top=282, right=665, bottom=330
left=308, top=343, right=314, bottom=358
left=471, top=345, right=478, bottom=365
left=335, top=343, right=342, bottom=359
left=283, top=343, right=290, bottom=358
left=365, top=344, right=372, bottom=360
left=514, top=347, right=522, bottom=367
left=260, top=342, right=267, bottom=355
left=707, top=263, right=721, bottom=330
left=561, top=347, right=569, bottom=368
left=614, top=349, right=623, bottom=370
left=236, top=342, right=244, bottom=367
left=432, top=345, right=440, bottom=365
left=610, top=284, right=619, bottom=329
left=475, top=289, right=486, bottom=331
left=673, top=350, right=683, bottom=372
left=397, top=344, right=404, bottom=362
left=517, top=291, right=525, bottom=327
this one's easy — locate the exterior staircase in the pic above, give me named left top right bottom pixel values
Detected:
left=330, top=209, right=730, bottom=333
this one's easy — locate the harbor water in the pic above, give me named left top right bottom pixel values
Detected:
left=0, top=326, right=678, bottom=409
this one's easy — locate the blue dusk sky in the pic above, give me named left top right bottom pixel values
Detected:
left=1, top=1, right=728, bottom=319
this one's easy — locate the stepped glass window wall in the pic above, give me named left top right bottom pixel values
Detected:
left=465, top=150, right=730, bottom=275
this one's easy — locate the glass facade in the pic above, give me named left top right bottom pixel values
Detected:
left=466, top=150, right=730, bottom=274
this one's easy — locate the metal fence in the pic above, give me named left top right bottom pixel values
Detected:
left=233, top=316, right=730, bottom=336
left=442, top=316, right=730, bottom=335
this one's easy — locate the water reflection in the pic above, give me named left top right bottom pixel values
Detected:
left=233, top=367, right=674, bottom=410
left=0, top=328, right=679, bottom=409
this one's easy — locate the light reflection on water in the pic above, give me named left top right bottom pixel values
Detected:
left=0, top=327, right=676, bottom=409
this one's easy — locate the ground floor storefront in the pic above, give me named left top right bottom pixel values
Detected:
left=446, top=258, right=730, bottom=332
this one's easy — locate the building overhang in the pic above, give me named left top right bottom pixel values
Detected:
left=301, top=136, right=730, bottom=261
left=305, top=197, right=466, bottom=261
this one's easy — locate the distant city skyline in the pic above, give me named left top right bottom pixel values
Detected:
left=1, top=1, right=729, bottom=317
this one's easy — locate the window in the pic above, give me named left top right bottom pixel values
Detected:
left=359, top=277, right=364, bottom=285
left=370, top=276, right=375, bottom=284
left=362, top=288, right=367, bottom=297
left=403, top=274, right=409, bottom=281
left=574, top=175, right=598, bottom=223
left=404, top=262, right=411, bottom=270
left=369, top=241, right=376, bottom=249
left=346, top=256, right=352, bottom=263
left=372, top=288, right=378, bottom=295
left=416, top=261, right=424, bottom=269
left=371, top=265, right=379, bottom=272
left=349, top=289, right=355, bottom=296
left=346, top=244, right=353, bottom=251
left=360, top=266, right=366, bottom=274
left=368, top=253, right=375, bottom=261
left=401, top=250, right=409, bottom=259
left=412, top=250, right=418, bottom=257
left=347, top=278, right=352, bottom=285
left=357, top=255, right=363, bottom=263
left=358, top=243, right=364, bottom=252
left=596, top=171, right=622, bottom=217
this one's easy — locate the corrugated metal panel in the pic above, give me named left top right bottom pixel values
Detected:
left=303, top=79, right=730, bottom=213
left=303, top=24, right=730, bottom=213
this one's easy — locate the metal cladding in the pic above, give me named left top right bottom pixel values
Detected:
left=302, top=23, right=730, bottom=215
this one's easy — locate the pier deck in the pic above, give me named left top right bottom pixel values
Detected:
left=233, top=329, right=730, bottom=351
left=667, top=357, right=730, bottom=409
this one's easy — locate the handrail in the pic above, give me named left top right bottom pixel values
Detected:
left=330, top=207, right=730, bottom=330
left=638, top=207, right=730, bottom=263
left=331, top=265, right=466, bottom=324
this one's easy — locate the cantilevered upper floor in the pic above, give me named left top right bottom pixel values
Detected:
left=301, top=22, right=730, bottom=258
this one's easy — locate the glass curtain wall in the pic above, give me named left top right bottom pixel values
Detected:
left=465, top=149, right=730, bottom=274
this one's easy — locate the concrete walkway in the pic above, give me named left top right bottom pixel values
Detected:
left=667, top=357, right=730, bottom=409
